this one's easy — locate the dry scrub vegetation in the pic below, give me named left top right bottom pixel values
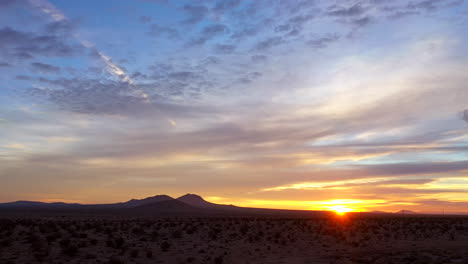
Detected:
left=0, top=216, right=467, bottom=264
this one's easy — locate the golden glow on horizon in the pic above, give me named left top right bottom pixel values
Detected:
left=327, top=205, right=354, bottom=215
left=229, top=198, right=389, bottom=212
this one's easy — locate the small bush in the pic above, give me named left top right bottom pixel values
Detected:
left=61, top=243, right=79, bottom=257
left=214, top=255, right=224, bottom=264
left=108, top=256, right=125, bottom=264
left=160, top=241, right=171, bottom=252
left=130, top=248, right=139, bottom=258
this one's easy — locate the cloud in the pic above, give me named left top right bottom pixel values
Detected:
left=0, top=27, right=82, bottom=59
left=181, top=4, right=209, bottom=24
left=363, top=160, right=468, bottom=176
left=282, top=0, right=317, bottom=15
left=306, top=34, right=340, bottom=48
left=0, top=0, right=22, bottom=9
left=189, top=24, right=228, bottom=46
left=352, top=16, right=373, bottom=27
left=28, top=78, right=150, bottom=115
left=13, top=51, right=34, bottom=59
left=203, top=24, right=229, bottom=35
left=139, top=15, right=152, bottom=24
left=45, top=20, right=76, bottom=35
left=213, top=44, right=236, bottom=54
left=230, top=27, right=258, bottom=40
left=15, top=75, right=33, bottom=80
left=382, top=0, right=464, bottom=20
left=288, top=14, right=316, bottom=26
left=262, top=177, right=437, bottom=192
left=168, top=71, right=200, bottom=82
left=407, top=0, right=448, bottom=11
left=462, top=109, right=468, bottom=123
left=0, top=62, right=12, bottom=67
left=148, top=24, right=179, bottom=39
left=251, top=55, right=267, bottom=62
left=387, top=10, right=420, bottom=19
left=254, top=36, right=284, bottom=51
left=275, top=24, right=291, bottom=32
left=327, top=4, right=367, bottom=17
left=30, top=62, right=60, bottom=74
left=213, top=0, right=240, bottom=13
left=28, top=74, right=215, bottom=116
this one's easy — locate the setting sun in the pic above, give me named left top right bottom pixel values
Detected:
left=327, top=205, right=354, bottom=215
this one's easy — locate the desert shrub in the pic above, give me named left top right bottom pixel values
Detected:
left=61, top=243, right=79, bottom=257
left=90, top=238, right=98, bottom=245
left=185, top=225, right=198, bottom=235
left=160, top=241, right=171, bottom=252
left=1, top=239, right=11, bottom=247
left=59, top=238, right=71, bottom=247
left=107, top=256, right=125, bottom=264
left=150, top=230, right=159, bottom=241
left=171, top=229, right=183, bottom=239
left=146, top=250, right=153, bottom=258
left=114, top=236, right=125, bottom=248
left=130, top=248, right=139, bottom=258
left=34, top=248, right=49, bottom=262
left=31, top=238, right=46, bottom=252
left=106, top=238, right=115, bottom=248
left=46, top=232, right=60, bottom=243
left=132, top=227, right=143, bottom=234
left=214, top=255, right=224, bottom=264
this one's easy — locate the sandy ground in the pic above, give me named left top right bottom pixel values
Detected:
left=0, top=215, right=467, bottom=264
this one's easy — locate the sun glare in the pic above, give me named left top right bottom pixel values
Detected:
left=327, top=205, right=354, bottom=215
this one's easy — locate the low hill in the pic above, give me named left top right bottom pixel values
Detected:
left=396, top=210, right=419, bottom=214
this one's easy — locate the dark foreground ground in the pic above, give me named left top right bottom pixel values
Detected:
left=0, top=215, right=467, bottom=264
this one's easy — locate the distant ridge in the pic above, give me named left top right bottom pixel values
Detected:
left=0, top=201, right=81, bottom=208
left=176, top=193, right=236, bottom=210
left=0, top=194, right=416, bottom=217
left=395, top=210, right=419, bottom=214
left=113, top=194, right=174, bottom=208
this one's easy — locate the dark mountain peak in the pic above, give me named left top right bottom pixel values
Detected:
left=177, top=193, right=204, bottom=201
left=177, top=193, right=215, bottom=208
left=125, top=194, right=173, bottom=203
left=117, top=194, right=174, bottom=208
left=176, top=194, right=237, bottom=211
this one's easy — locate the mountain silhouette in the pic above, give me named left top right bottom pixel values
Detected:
left=176, top=193, right=236, bottom=210
left=0, top=194, right=327, bottom=217
left=396, top=210, right=419, bottom=214
left=131, top=199, right=200, bottom=215
left=0, top=200, right=81, bottom=208
left=112, top=194, right=174, bottom=208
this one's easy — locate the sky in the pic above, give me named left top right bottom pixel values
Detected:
left=0, top=0, right=467, bottom=213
